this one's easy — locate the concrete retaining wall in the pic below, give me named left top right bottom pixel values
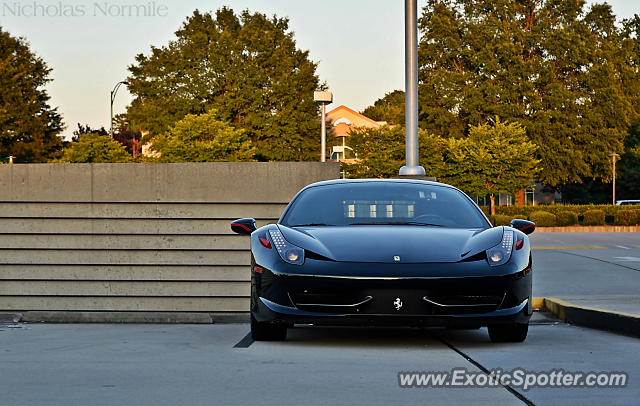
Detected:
left=0, top=163, right=339, bottom=316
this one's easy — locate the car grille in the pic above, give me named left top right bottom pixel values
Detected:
left=288, top=289, right=505, bottom=315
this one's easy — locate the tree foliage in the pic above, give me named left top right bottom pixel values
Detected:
left=361, top=90, right=406, bottom=125
left=56, top=133, right=131, bottom=163
left=343, top=125, right=446, bottom=179
left=440, top=119, right=539, bottom=197
left=418, top=0, right=640, bottom=186
left=127, top=8, right=323, bottom=161
left=617, top=121, right=640, bottom=200
left=151, top=110, right=255, bottom=162
left=0, top=27, right=64, bottom=162
left=344, top=120, right=539, bottom=207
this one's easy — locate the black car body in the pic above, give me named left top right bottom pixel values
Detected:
left=231, top=179, right=535, bottom=342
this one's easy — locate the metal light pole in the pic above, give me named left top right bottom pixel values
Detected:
left=610, top=153, right=620, bottom=205
left=399, top=0, right=426, bottom=177
left=314, top=91, right=333, bottom=162
left=110, top=81, right=129, bottom=138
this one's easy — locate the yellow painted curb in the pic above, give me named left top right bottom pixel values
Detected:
left=532, top=246, right=607, bottom=250
left=531, top=297, right=544, bottom=310
left=544, top=297, right=640, bottom=320
left=536, top=226, right=640, bottom=233
left=540, top=297, right=640, bottom=337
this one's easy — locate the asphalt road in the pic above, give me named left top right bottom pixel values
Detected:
left=530, top=232, right=640, bottom=313
left=0, top=320, right=637, bottom=406
left=1, top=232, right=639, bottom=406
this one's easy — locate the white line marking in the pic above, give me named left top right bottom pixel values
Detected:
left=616, top=245, right=631, bottom=250
left=614, top=257, right=640, bottom=262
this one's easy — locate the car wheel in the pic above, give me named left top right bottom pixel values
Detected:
left=251, top=315, right=287, bottom=341
left=488, top=323, right=528, bottom=343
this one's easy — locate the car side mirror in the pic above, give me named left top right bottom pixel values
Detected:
left=510, top=219, right=535, bottom=235
left=230, top=218, right=257, bottom=235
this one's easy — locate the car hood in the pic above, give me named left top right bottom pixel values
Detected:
left=277, top=225, right=504, bottom=264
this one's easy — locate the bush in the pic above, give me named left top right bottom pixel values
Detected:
left=556, top=212, right=579, bottom=226
left=478, top=204, right=639, bottom=227
left=479, top=206, right=491, bottom=217
left=529, top=211, right=557, bottom=227
left=614, top=210, right=640, bottom=226
left=583, top=209, right=605, bottom=226
left=492, top=214, right=512, bottom=226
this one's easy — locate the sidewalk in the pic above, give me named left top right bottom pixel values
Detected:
left=555, top=295, right=640, bottom=315
left=541, top=296, right=640, bottom=337
left=530, top=232, right=640, bottom=336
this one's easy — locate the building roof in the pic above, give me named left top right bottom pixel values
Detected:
left=326, top=105, right=386, bottom=138
left=326, top=105, right=386, bottom=128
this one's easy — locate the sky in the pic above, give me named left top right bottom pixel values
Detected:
left=0, top=0, right=638, bottom=139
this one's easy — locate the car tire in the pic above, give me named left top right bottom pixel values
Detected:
left=488, top=323, right=528, bottom=343
left=251, top=315, right=287, bottom=341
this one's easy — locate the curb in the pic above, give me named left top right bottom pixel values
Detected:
left=536, top=226, right=640, bottom=233
left=542, top=297, right=640, bottom=337
left=20, top=311, right=213, bottom=324
left=0, top=313, right=23, bottom=323
left=531, top=298, right=544, bottom=310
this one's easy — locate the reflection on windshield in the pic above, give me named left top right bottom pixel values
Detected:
left=282, top=183, right=488, bottom=229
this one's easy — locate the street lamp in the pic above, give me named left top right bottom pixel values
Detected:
left=399, top=0, right=426, bottom=177
left=314, top=91, right=333, bottom=162
left=110, top=81, right=129, bottom=138
left=610, top=153, right=621, bottom=205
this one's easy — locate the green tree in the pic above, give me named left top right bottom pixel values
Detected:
left=361, top=90, right=406, bottom=125
left=344, top=120, right=538, bottom=215
left=441, top=120, right=539, bottom=214
left=0, top=27, right=64, bottom=162
left=127, top=8, right=323, bottom=161
left=343, top=125, right=447, bottom=179
left=56, top=133, right=131, bottom=163
left=151, top=110, right=255, bottom=162
left=617, top=122, right=640, bottom=200
left=418, top=0, right=639, bottom=186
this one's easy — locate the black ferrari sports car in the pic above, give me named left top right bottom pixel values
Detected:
left=231, top=179, right=535, bottom=343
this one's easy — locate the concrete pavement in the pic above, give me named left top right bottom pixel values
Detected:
left=531, top=232, right=640, bottom=308
left=530, top=232, right=640, bottom=335
left=1, top=320, right=638, bottom=406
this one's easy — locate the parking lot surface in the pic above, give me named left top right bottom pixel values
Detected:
left=0, top=320, right=637, bottom=406
left=1, top=232, right=639, bottom=405
left=530, top=232, right=640, bottom=314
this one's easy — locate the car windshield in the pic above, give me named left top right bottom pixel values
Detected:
left=281, top=182, right=489, bottom=229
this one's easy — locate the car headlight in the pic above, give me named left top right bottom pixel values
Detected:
left=269, top=229, right=305, bottom=265
left=486, top=229, right=514, bottom=267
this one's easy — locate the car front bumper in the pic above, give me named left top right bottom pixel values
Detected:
left=251, top=259, right=533, bottom=327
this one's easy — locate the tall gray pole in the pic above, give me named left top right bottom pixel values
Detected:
left=613, top=156, right=616, bottom=205
left=321, top=102, right=327, bottom=162
left=399, top=0, right=426, bottom=176
left=610, top=153, right=620, bottom=205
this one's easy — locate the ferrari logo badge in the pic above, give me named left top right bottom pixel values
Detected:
left=394, top=256, right=401, bottom=262
left=393, top=298, right=403, bottom=311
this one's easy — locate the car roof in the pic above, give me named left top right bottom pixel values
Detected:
left=301, top=178, right=459, bottom=191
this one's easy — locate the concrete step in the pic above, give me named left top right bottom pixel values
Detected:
left=0, top=264, right=250, bottom=281
left=0, top=280, right=249, bottom=297
left=0, top=296, right=249, bottom=312
left=0, top=249, right=251, bottom=265
left=0, top=202, right=286, bottom=219
left=0, top=218, right=276, bottom=235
